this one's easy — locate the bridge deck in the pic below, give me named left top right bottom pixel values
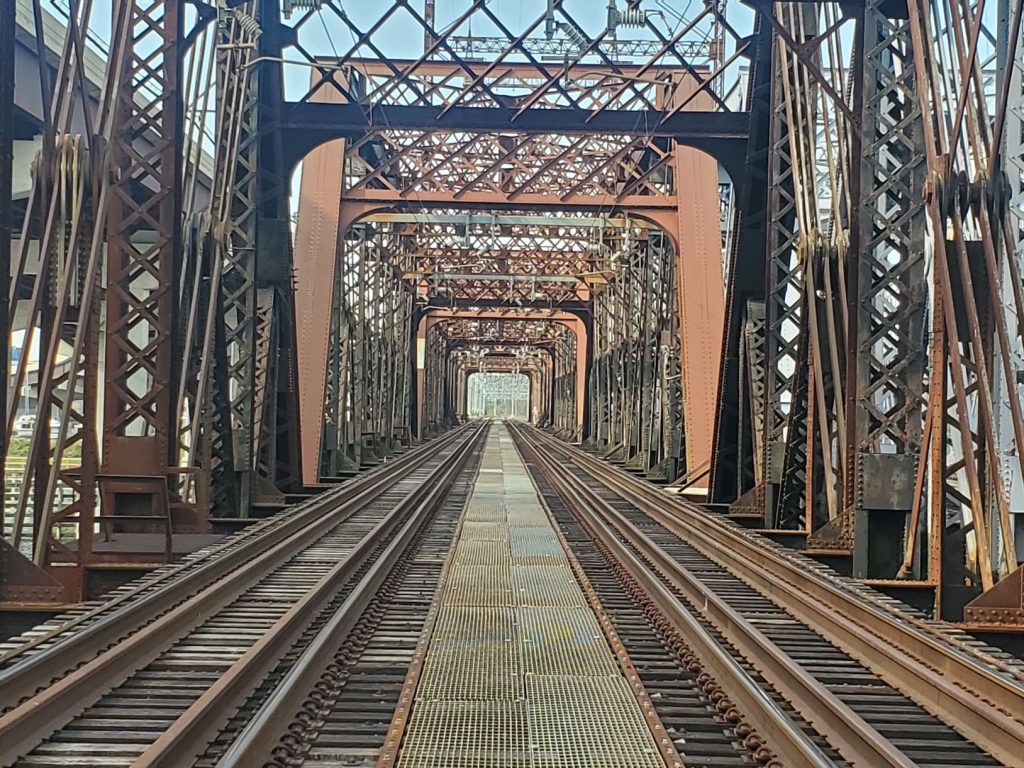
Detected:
left=395, top=424, right=664, bottom=767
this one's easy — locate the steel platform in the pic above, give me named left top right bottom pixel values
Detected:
left=396, top=424, right=665, bottom=767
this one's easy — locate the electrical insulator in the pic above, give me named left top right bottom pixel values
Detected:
left=607, top=3, right=648, bottom=31
left=618, top=8, right=647, bottom=26
left=544, top=0, right=557, bottom=39
left=281, top=0, right=322, bottom=19
left=232, top=10, right=261, bottom=39
left=558, top=22, right=588, bottom=48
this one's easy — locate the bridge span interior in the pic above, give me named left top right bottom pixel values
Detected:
left=1, top=0, right=1024, bottom=765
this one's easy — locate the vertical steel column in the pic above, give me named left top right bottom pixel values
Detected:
left=709, top=13, right=772, bottom=504
left=588, top=282, right=612, bottom=446
left=346, top=231, right=366, bottom=464
left=253, top=1, right=301, bottom=498
left=674, top=144, right=726, bottom=482
left=177, top=218, right=234, bottom=517
left=621, top=232, right=641, bottom=459
left=589, top=225, right=682, bottom=480
left=553, top=329, right=577, bottom=436
left=294, top=119, right=346, bottom=484
left=319, top=252, right=344, bottom=478
left=667, top=232, right=685, bottom=479
left=738, top=299, right=766, bottom=499
left=219, top=1, right=261, bottom=512
left=993, top=0, right=1024, bottom=566
left=178, top=1, right=263, bottom=518
left=422, top=325, right=445, bottom=435
left=327, top=227, right=414, bottom=466
left=23, top=140, right=102, bottom=578
left=102, top=0, right=188, bottom=526
left=760, top=21, right=806, bottom=525
left=831, top=0, right=928, bottom=579
left=635, top=228, right=683, bottom=480
left=625, top=231, right=651, bottom=470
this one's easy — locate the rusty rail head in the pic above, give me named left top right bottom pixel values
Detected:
left=194, top=422, right=487, bottom=768
left=519, top=443, right=688, bottom=768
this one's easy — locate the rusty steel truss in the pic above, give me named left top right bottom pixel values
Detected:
left=2, top=0, right=1022, bottom=624
left=711, top=0, right=1024, bottom=624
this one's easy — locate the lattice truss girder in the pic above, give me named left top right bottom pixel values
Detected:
left=320, top=229, right=414, bottom=477
left=174, top=0, right=265, bottom=519
left=3, top=0, right=733, bottom=580
left=286, top=0, right=740, bottom=112
left=437, top=318, right=567, bottom=349
left=1, top=0, right=307, bottom=580
left=5, top=135, right=102, bottom=565
left=345, top=130, right=675, bottom=202
left=173, top=0, right=299, bottom=515
left=552, top=327, right=579, bottom=436
left=2, top=0, right=200, bottom=575
left=732, top=1, right=858, bottom=535
left=103, top=0, right=182, bottom=450
left=356, top=214, right=652, bottom=307
left=1006, top=0, right=1024, bottom=561
left=467, top=372, right=531, bottom=397
left=587, top=228, right=682, bottom=480
left=219, top=1, right=262, bottom=506
left=723, top=0, right=902, bottom=540
left=465, top=370, right=531, bottom=418
left=281, top=2, right=739, bottom=489
left=278, top=0, right=751, bottom=210
left=453, top=353, right=548, bottom=423
left=432, top=315, right=574, bottom=431
left=421, top=323, right=450, bottom=435
left=906, top=0, right=1024, bottom=601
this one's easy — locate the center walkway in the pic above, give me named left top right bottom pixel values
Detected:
left=396, top=422, right=665, bottom=767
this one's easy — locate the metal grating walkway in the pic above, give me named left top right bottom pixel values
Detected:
left=397, top=423, right=665, bottom=768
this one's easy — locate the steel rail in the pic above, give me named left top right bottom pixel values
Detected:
left=0, top=431, right=453, bottom=669
left=0, top=429, right=456, bottom=669
left=522, top=424, right=1024, bottom=765
left=207, top=425, right=477, bottom=766
left=512, top=422, right=895, bottom=768
left=129, top=422, right=487, bottom=768
left=0, top=425, right=471, bottom=704
left=375, top=454, right=475, bottom=768
left=0, top=424, right=485, bottom=766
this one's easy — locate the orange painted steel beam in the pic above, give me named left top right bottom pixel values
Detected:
left=661, top=73, right=726, bottom=485
left=293, top=88, right=347, bottom=487
left=673, top=145, right=724, bottom=482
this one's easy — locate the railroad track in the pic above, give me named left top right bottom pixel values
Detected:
left=0, top=424, right=470, bottom=693
left=3, top=419, right=1021, bottom=768
left=0, top=422, right=487, bottom=768
left=524, top=452, right=791, bottom=768
left=207, top=438, right=482, bottom=768
left=0, top=434, right=448, bottom=678
left=510, top=422, right=1023, bottom=768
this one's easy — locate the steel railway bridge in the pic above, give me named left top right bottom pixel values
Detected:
left=1, top=0, right=1024, bottom=765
